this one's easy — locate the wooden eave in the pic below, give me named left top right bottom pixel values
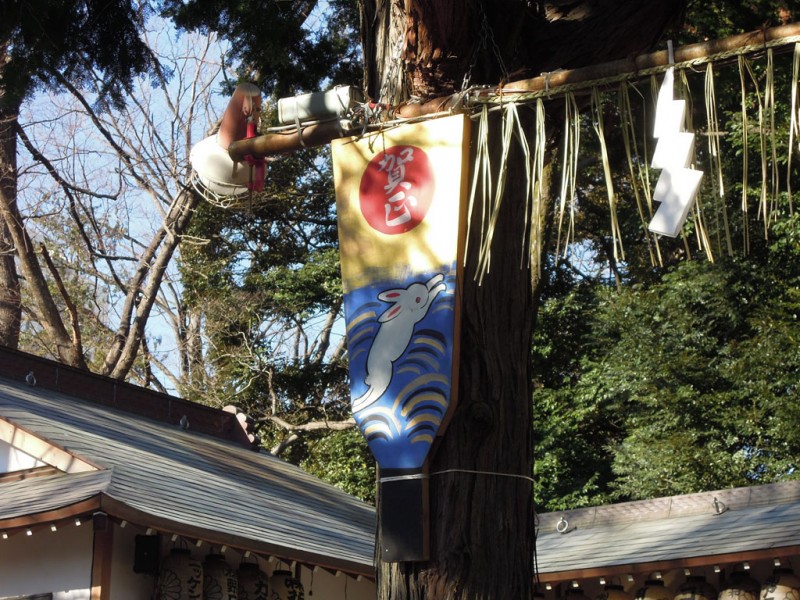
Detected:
left=0, top=495, right=102, bottom=532
left=0, top=488, right=374, bottom=579
left=0, top=464, right=62, bottom=483
left=97, top=494, right=375, bottom=578
left=535, top=546, right=800, bottom=584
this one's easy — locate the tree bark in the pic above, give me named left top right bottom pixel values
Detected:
left=361, top=1, right=687, bottom=598
left=378, top=111, right=541, bottom=599
left=0, top=97, right=21, bottom=349
left=401, top=1, right=480, bottom=97
left=0, top=89, right=85, bottom=367
left=359, top=0, right=408, bottom=102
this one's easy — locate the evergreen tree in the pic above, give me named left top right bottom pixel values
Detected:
left=532, top=0, right=799, bottom=511
left=0, top=0, right=158, bottom=364
left=161, top=0, right=366, bottom=462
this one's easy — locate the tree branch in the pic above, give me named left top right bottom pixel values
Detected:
left=39, top=243, right=83, bottom=357
left=45, top=68, right=157, bottom=197
left=107, top=189, right=199, bottom=379
left=0, top=177, right=85, bottom=368
left=260, top=414, right=356, bottom=432
left=270, top=433, right=300, bottom=456
left=16, top=124, right=118, bottom=201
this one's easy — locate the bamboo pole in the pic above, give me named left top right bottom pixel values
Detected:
left=231, top=22, right=800, bottom=158
left=494, top=22, right=800, bottom=98
left=399, top=22, right=800, bottom=115
left=228, top=120, right=349, bottom=162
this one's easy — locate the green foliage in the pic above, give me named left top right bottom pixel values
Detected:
left=161, top=0, right=361, bottom=97
left=532, top=263, right=619, bottom=510
left=534, top=216, right=800, bottom=511
left=534, top=0, right=800, bottom=511
left=1, top=0, right=158, bottom=109
left=301, top=428, right=376, bottom=503
left=606, top=252, right=800, bottom=498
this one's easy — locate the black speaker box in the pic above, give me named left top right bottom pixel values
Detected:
left=133, top=534, right=160, bottom=574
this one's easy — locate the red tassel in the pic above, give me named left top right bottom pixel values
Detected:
left=245, top=118, right=265, bottom=192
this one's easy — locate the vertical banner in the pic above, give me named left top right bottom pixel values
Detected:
left=333, top=114, right=471, bottom=560
left=333, top=114, right=470, bottom=469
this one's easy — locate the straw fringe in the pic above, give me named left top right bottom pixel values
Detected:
left=591, top=88, right=625, bottom=263
left=789, top=43, right=800, bottom=215
left=461, top=34, right=798, bottom=273
left=556, top=94, right=580, bottom=259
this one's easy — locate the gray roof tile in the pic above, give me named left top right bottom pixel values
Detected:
left=0, top=376, right=376, bottom=574
left=536, top=482, right=800, bottom=576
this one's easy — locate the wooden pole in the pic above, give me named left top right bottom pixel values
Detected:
left=494, top=21, right=800, bottom=96
left=231, top=21, right=800, bottom=158
left=398, top=22, right=800, bottom=115
left=90, top=512, right=113, bottom=600
left=228, top=120, right=348, bottom=162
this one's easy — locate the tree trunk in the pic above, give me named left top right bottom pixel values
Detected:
left=361, top=0, right=687, bottom=598
left=0, top=90, right=85, bottom=367
left=0, top=98, right=21, bottom=349
left=378, top=110, right=542, bottom=599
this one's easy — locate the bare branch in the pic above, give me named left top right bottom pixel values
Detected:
left=44, top=69, right=157, bottom=197
left=261, top=414, right=357, bottom=432
left=108, top=189, right=199, bottom=379
left=308, top=298, right=342, bottom=365
left=38, top=243, right=83, bottom=357
left=16, top=125, right=118, bottom=201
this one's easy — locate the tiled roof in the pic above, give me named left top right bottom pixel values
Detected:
left=536, top=481, right=800, bottom=580
left=0, top=352, right=376, bottom=576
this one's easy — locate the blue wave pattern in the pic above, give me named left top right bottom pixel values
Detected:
left=344, top=267, right=457, bottom=469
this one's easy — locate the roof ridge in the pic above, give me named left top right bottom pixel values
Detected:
left=537, top=480, right=800, bottom=532
left=0, top=346, right=253, bottom=449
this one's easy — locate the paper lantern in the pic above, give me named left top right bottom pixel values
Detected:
left=600, top=584, right=634, bottom=600
left=720, top=569, right=760, bottom=600
left=158, top=548, right=203, bottom=600
left=761, top=568, right=800, bottom=600
left=635, top=580, right=672, bottom=600
left=675, top=575, right=717, bottom=600
left=237, top=562, right=269, bottom=600
left=566, top=587, right=592, bottom=600
left=269, top=569, right=304, bottom=600
left=203, top=554, right=238, bottom=600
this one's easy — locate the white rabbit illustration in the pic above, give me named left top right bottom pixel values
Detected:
left=351, top=273, right=447, bottom=413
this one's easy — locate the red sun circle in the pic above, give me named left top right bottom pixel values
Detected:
left=358, top=145, right=435, bottom=235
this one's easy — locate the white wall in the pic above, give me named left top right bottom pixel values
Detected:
left=109, top=523, right=158, bottom=599
left=0, top=519, right=376, bottom=599
left=0, top=521, right=92, bottom=598
left=0, top=520, right=154, bottom=599
left=0, top=438, right=45, bottom=473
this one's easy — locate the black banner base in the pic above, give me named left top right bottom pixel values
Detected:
left=378, top=468, right=429, bottom=562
